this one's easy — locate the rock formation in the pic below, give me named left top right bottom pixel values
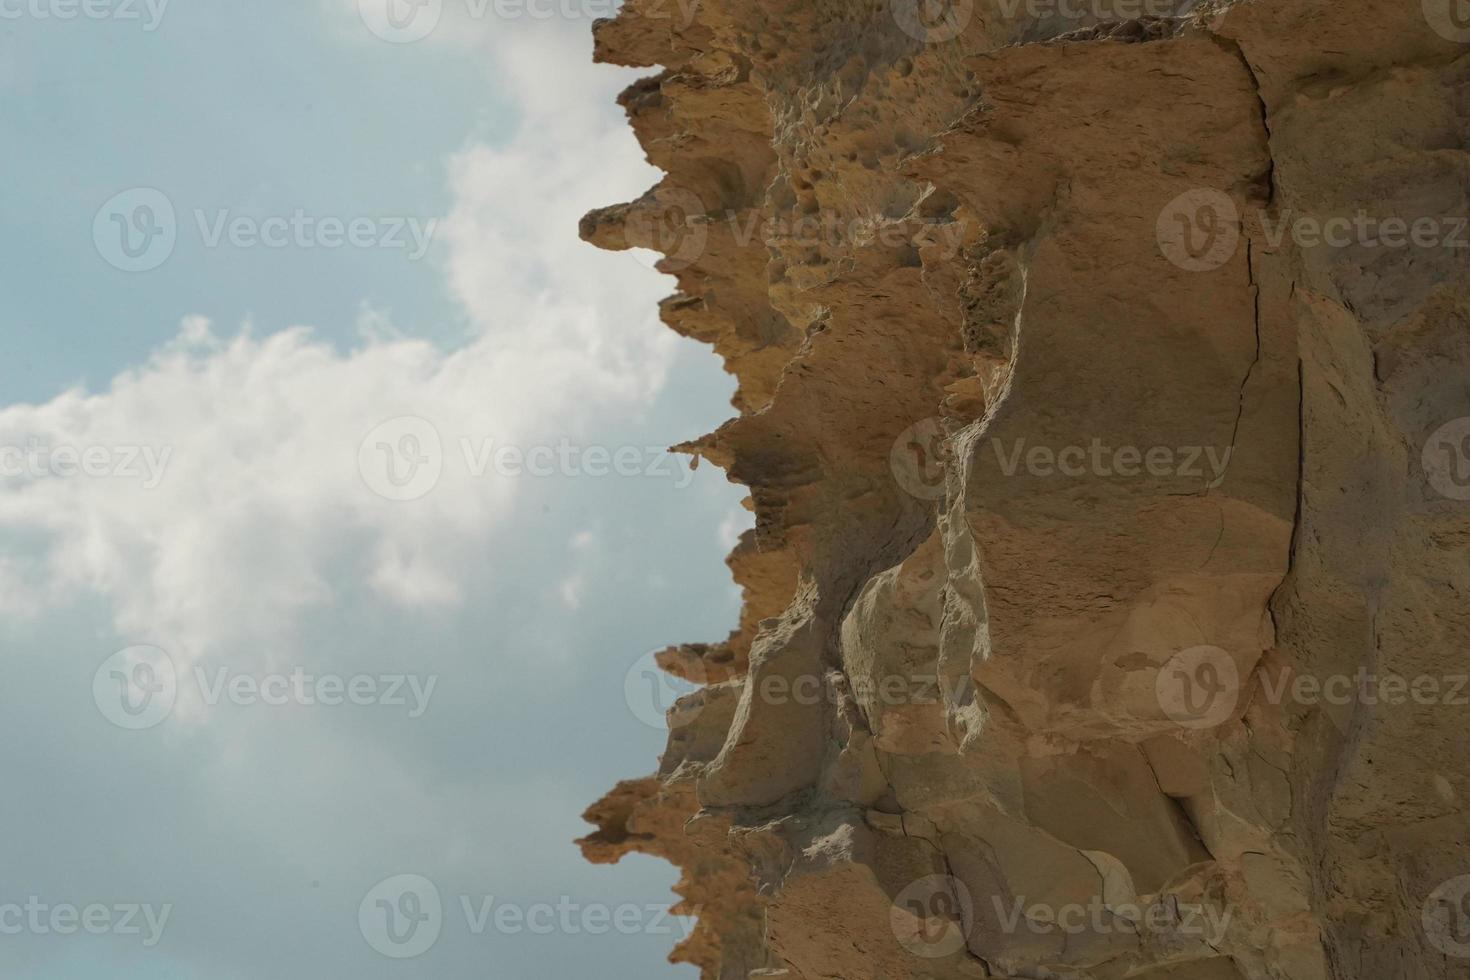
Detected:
left=578, top=1, right=1470, bottom=977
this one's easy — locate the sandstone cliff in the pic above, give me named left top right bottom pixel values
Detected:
left=578, top=2, right=1470, bottom=977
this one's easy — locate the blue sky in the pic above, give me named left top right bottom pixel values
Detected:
left=0, top=3, right=743, bottom=977
left=1, top=2, right=492, bottom=400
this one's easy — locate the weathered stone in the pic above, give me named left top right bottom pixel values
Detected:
left=578, top=2, right=1470, bottom=977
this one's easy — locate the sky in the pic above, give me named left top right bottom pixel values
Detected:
left=0, top=2, right=746, bottom=977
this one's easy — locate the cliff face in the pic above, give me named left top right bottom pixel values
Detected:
left=577, top=2, right=1470, bottom=978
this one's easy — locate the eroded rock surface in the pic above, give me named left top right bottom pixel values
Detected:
left=578, top=2, right=1470, bottom=977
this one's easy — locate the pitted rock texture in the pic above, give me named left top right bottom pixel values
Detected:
left=578, top=2, right=1470, bottom=978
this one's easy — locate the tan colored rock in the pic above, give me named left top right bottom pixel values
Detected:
left=579, top=1, right=1470, bottom=977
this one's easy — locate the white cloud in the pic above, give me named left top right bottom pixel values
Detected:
left=717, top=505, right=752, bottom=550
left=0, top=12, right=720, bottom=980
left=0, top=12, right=673, bottom=668
left=556, top=529, right=597, bottom=608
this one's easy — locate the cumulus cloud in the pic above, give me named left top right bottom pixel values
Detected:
left=0, top=9, right=731, bottom=980
left=0, top=5, right=672, bottom=667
